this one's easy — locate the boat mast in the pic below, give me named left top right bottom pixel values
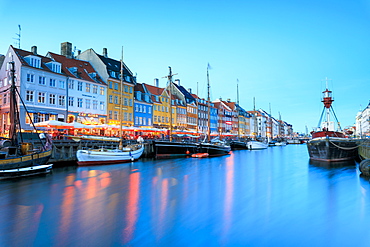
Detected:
left=253, top=97, right=257, bottom=138
left=167, top=67, right=174, bottom=142
left=119, top=47, right=124, bottom=150
left=237, top=79, right=240, bottom=140
left=207, top=64, right=211, bottom=142
left=322, top=77, right=334, bottom=130
left=9, top=61, right=19, bottom=146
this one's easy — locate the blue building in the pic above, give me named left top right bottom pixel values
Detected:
left=133, top=83, right=153, bottom=127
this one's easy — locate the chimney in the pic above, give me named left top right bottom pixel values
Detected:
left=227, top=98, right=231, bottom=102
left=31, top=46, right=37, bottom=55
left=103, top=48, right=108, bottom=58
left=61, top=42, right=72, bottom=58
left=188, top=88, right=192, bottom=94
left=175, top=79, right=180, bottom=86
left=154, top=78, right=159, bottom=87
left=77, top=50, right=81, bottom=56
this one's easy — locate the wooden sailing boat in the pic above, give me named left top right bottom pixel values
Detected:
left=0, top=61, right=53, bottom=179
left=153, top=67, right=198, bottom=158
left=76, top=50, right=144, bottom=165
left=197, top=64, right=231, bottom=156
left=306, top=78, right=357, bottom=162
left=230, top=79, right=248, bottom=150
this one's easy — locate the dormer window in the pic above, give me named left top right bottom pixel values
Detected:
left=46, top=61, right=61, bottom=73
left=25, top=55, right=41, bottom=68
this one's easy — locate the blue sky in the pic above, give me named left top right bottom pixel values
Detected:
left=1, top=0, right=369, bottom=133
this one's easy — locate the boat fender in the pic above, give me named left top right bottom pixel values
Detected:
left=360, top=159, right=370, bottom=177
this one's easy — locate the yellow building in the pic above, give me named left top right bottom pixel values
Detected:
left=78, top=48, right=135, bottom=127
left=143, top=83, right=171, bottom=129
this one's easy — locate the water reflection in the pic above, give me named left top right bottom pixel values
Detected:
left=2, top=146, right=370, bottom=246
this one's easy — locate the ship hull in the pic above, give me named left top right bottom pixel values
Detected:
left=229, top=141, right=248, bottom=150
left=307, top=137, right=358, bottom=162
left=153, top=141, right=198, bottom=158
left=198, top=143, right=231, bottom=157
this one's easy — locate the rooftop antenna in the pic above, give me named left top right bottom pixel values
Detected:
left=14, top=25, right=21, bottom=49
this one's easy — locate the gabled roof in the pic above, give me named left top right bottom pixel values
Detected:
left=48, top=52, right=105, bottom=85
left=172, top=83, right=195, bottom=104
left=96, top=53, right=134, bottom=83
left=143, top=83, right=166, bottom=104
left=12, top=46, right=55, bottom=74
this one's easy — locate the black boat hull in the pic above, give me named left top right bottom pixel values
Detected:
left=198, top=143, right=231, bottom=157
left=307, top=137, right=358, bottom=162
left=229, top=141, right=248, bottom=150
left=153, top=141, right=198, bottom=158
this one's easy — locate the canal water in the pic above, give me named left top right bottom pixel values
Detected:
left=1, top=144, right=370, bottom=246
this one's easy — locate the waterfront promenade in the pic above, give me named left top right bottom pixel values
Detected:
left=1, top=145, right=370, bottom=246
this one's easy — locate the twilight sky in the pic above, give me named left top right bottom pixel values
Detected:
left=1, top=0, right=369, bottom=133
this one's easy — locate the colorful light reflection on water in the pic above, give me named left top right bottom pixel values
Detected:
left=1, top=145, right=370, bottom=246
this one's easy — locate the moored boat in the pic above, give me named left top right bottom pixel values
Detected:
left=307, top=79, right=358, bottom=162
left=229, top=140, right=248, bottom=150
left=153, top=140, right=198, bottom=158
left=76, top=144, right=144, bottom=166
left=247, top=140, right=268, bottom=150
left=191, top=153, right=209, bottom=158
left=0, top=61, right=53, bottom=179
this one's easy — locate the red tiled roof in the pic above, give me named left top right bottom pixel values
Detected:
left=48, top=52, right=105, bottom=85
left=12, top=46, right=54, bottom=73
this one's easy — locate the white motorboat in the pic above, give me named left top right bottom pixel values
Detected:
left=247, top=141, right=268, bottom=150
left=275, top=142, right=287, bottom=146
left=76, top=144, right=144, bottom=166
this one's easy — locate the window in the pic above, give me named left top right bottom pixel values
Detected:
left=149, top=107, right=151, bottom=114
left=143, top=106, right=146, bottom=113
left=77, top=81, right=83, bottom=91
left=100, top=101, right=104, bottom=111
left=109, top=95, right=113, bottom=103
left=49, top=79, right=56, bottom=87
left=27, top=74, right=34, bottom=83
left=93, top=85, right=98, bottom=94
left=68, top=96, right=74, bottom=107
left=38, top=76, right=45, bottom=85
left=109, top=81, right=112, bottom=89
left=124, top=98, right=128, bottom=106
left=59, top=80, right=65, bottom=89
left=148, top=118, right=152, bottom=126
left=124, top=112, right=128, bottom=121
left=114, top=83, right=118, bottom=90
left=114, top=111, right=118, bottom=120
left=86, top=83, right=91, bottom=93
left=3, top=93, right=7, bottom=105
left=49, top=94, right=56, bottom=105
left=77, top=98, right=83, bottom=107
left=129, top=87, right=132, bottom=93
left=124, top=85, right=128, bottom=93
left=154, top=116, right=157, bottom=122
left=129, top=113, right=132, bottom=121
left=135, top=105, right=138, bottom=112
left=68, top=79, right=74, bottom=89
left=26, top=90, right=34, bottom=102
left=139, top=117, right=142, bottom=125
left=100, top=86, right=104, bottom=95
left=38, top=92, right=45, bottom=103
left=114, top=96, right=118, bottom=104
left=162, top=106, right=164, bottom=112
left=129, top=99, right=132, bottom=107
left=162, top=116, right=165, bottom=123
left=109, top=110, right=112, bottom=119
left=166, top=117, right=168, bottom=123
left=59, top=96, right=65, bottom=106
left=86, top=99, right=90, bottom=109
left=93, top=100, right=98, bottom=110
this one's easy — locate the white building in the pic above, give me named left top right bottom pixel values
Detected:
left=356, top=102, right=370, bottom=138
left=47, top=48, right=107, bottom=125
left=0, top=45, right=67, bottom=132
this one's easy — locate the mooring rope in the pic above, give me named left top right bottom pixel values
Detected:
left=328, top=139, right=359, bottom=150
